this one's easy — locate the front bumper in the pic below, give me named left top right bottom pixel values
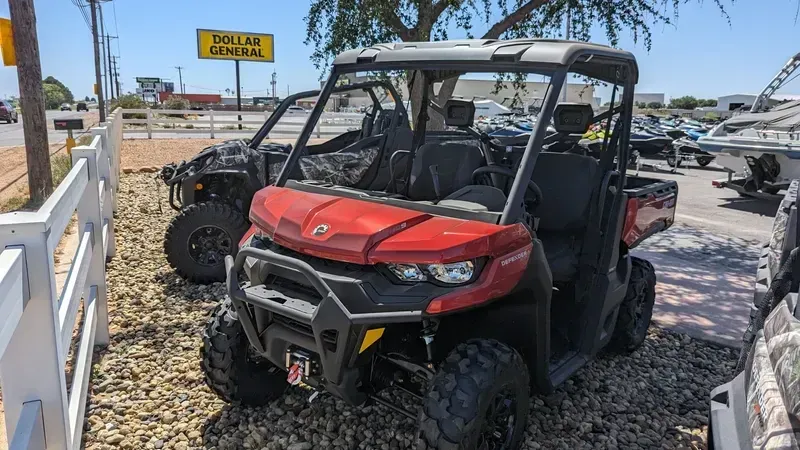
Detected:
left=225, top=247, right=423, bottom=404
left=709, top=371, right=751, bottom=450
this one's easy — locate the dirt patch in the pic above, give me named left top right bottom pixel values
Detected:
left=0, top=144, right=75, bottom=204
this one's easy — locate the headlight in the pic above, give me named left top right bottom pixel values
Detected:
left=426, top=261, right=474, bottom=284
left=386, top=263, right=427, bottom=282
left=385, top=261, right=476, bottom=285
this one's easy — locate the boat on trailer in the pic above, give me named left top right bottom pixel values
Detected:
left=699, top=52, right=800, bottom=199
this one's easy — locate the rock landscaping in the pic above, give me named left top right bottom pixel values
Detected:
left=82, top=173, right=737, bottom=450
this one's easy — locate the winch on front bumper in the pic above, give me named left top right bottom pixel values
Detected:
left=224, top=245, right=431, bottom=405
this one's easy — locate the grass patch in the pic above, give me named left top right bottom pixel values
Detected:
left=77, top=134, right=94, bottom=146
left=0, top=154, right=75, bottom=213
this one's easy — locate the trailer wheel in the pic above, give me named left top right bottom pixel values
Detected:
left=164, top=202, right=249, bottom=284
left=417, top=339, right=529, bottom=450
left=201, top=297, right=287, bottom=405
left=696, top=157, right=713, bottom=167
left=609, top=257, right=657, bottom=352
left=665, top=155, right=682, bottom=168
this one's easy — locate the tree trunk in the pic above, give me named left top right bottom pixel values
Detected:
left=9, top=0, right=52, bottom=203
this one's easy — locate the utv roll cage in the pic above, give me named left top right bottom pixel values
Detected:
left=248, top=80, right=406, bottom=149
left=274, top=39, right=639, bottom=226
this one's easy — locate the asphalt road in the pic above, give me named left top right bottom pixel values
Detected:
left=632, top=156, right=778, bottom=348
left=0, top=110, right=92, bottom=147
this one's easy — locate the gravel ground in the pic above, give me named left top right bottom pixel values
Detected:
left=83, top=173, right=738, bottom=450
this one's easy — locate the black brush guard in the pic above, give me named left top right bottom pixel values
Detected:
left=224, top=248, right=421, bottom=403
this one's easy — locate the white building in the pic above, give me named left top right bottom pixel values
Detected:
left=717, top=93, right=800, bottom=111
left=633, top=93, right=665, bottom=106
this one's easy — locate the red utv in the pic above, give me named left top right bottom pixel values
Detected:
left=200, top=39, right=678, bottom=449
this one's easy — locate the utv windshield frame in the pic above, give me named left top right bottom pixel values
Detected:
left=274, top=40, right=638, bottom=226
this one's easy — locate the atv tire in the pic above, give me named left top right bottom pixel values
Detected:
left=164, top=202, right=249, bottom=284
left=417, top=339, right=529, bottom=450
left=609, top=257, right=657, bottom=352
left=696, top=156, right=713, bottom=167
left=201, top=297, right=287, bottom=405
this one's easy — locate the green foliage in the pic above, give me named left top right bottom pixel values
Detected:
left=43, top=76, right=74, bottom=106
left=0, top=154, right=74, bottom=213
left=111, top=94, right=148, bottom=119
left=84, top=96, right=90, bottom=102
left=646, top=101, right=664, bottom=109
left=704, top=111, right=721, bottom=120
left=668, top=96, right=699, bottom=110
left=698, top=98, right=718, bottom=108
left=43, top=83, right=66, bottom=109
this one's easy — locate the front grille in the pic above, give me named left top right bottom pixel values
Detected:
left=272, top=314, right=338, bottom=351
left=264, top=274, right=322, bottom=302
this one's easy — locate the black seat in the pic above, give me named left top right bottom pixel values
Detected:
left=407, top=142, right=485, bottom=201
left=531, top=152, right=599, bottom=282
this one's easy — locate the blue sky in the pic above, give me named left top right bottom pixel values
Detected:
left=0, top=0, right=798, bottom=102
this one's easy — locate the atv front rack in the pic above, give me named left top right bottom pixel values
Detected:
left=159, top=161, right=195, bottom=211
left=225, top=248, right=421, bottom=403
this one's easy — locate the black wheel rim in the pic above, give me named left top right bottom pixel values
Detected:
left=187, top=225, right=232, bottom=267
left=477, top=386, right=517, bottom=450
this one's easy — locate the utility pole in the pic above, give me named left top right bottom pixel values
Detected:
left=111, top=56, right=121, bottom=97
left=98, top=3, right=109, bottom=110
left=90, top=0, right=105, bottom=122
left=271, top=70, right=277, bottom=107
left=8, top=0, right=52, bottom=201
left=105, top=34, right=116, bottom=100
left=174, top=66, right=185, bottom=94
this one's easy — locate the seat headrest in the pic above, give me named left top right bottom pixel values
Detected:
left=444, top=99, right=475, bottom=128
left=553, top=103, right=594, bottom=134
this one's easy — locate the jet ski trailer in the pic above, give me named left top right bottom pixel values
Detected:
left=699, top=52, right=800, bottom=199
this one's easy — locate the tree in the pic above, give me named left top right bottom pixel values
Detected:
left=42, top=76, right=74, bottom=103
left=669, top=96, right=699, bottom=110
left=305, top=0, right=730, bottom=128
left=698, top=98, right=718, bottom=108
left=84, top=95, right=90, bottom=101
left=43, top=83, right=66, bottom=109
left=646, top=101, right=664, bottom=109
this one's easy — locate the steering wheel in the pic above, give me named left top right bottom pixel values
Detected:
left=471, top=166, right=543, bottom=210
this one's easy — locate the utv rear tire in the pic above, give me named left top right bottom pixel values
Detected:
left=610, top=257, right=657, bottom=352
left=417, top=339, right=529, bottom=450
left=201, top=297, right=287, bottom=405
left=164, top=202, right=249, bottom=284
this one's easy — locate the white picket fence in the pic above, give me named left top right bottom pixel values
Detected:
left=120, top=108, right=364, bottom=139
left=0, top=109, right=122, bottom=449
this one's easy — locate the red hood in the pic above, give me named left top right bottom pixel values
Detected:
left=249, top=186, right=531, bottom=265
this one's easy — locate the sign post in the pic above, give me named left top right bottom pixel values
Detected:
left=196, top=29, right=274, bottom=132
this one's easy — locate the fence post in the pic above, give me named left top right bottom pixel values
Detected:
left=71, top=147, right=110, bottom=346
left=146, top=108, right=152, bottom=139
left=91, top=127, right=116, bottom=258
left=209, top=110, right=215, bottom=139
left=0, top=223, right=71, bottom=449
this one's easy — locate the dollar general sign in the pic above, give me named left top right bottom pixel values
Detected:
left=197, top=29, right=274, bottom=62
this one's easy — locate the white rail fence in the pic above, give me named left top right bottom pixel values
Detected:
left=0, top=109, right=122, bottom=449
left=120, top=108, right=365, bottom=139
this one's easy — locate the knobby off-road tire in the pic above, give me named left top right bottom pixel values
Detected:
left=417, top=339, right=530, bottom=450
left=164, top=201, right=249, bottom=284
left=201, top=297, right=287, bottom=405
left=609, top=257, right=657, bottom=352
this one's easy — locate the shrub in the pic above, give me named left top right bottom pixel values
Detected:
left=162, top=96, right=190, bottom=118
left=111, top=94, right=148, bottom=119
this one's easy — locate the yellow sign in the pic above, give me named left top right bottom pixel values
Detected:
left=196, top=29, right=274, bottom=62
left=0, top=18, right=15, bottom=66
left=94, top=83, right=99, bottom=95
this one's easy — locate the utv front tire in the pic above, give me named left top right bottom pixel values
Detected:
left=201, top=297, right=287, bottom=405
left=417, top=339, right=530, bottom=450
left=164, top=201, right=249, bottom=284
left=610, top=257, right=657, bottom=352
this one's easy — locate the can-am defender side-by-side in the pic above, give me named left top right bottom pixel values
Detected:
left=159, top=81, right=411, bottom=283
left=200, top=40, right=678, bottom=448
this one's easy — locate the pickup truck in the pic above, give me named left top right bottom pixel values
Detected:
left=709, top=180, right=800, bottom=449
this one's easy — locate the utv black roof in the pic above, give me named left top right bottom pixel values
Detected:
left=332, top=39, right=639, bottom=84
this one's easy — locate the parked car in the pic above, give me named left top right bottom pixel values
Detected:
left=76, top=102, right=89, bottom=112
left=0, top=100, right=18, bottom=124
left=60, top=103, right=71, bottom=111
left=285, top=105, right=307, bottom=114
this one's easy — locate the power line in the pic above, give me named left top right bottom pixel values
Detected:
left=111, top=0, right=120, bottom=56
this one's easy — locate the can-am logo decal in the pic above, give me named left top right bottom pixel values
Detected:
left=501, top=250, right=529, bottom=267
left=312, top=224, right=330, bottom=236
